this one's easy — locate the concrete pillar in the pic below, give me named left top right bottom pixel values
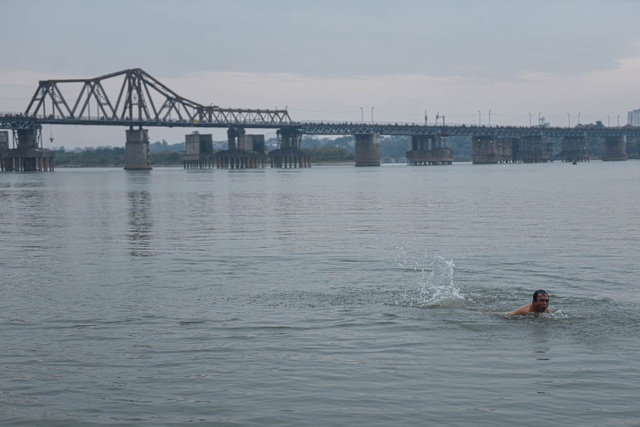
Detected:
left=227, top=127, right=246, bottom=151
left=17, top=129, right=38, bottom=150
left=124, top=128, right=152, bottom=170
left=602, top=135, right=626, bottom=161
left=0, top=131, right=7, bottom=172
left=186, top=132, right=213, bottom=155
left=355, top=133, right=380, bottom=166
left=408, top=135, right=430, bottom=165
left=472, top=135, right=497, bottom=164
left=0, top=130, right=8, bottom=152
left=411, top=135, right=429, bottom=151
left=560, top=136, right=589, bottom=162
left=516, top=135, right=550, bottom=163
left=278, top=128, right=302, bottom=150
left=495, top=137, right=516, bottom=163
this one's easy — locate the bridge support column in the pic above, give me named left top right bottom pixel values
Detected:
left=407, top=135, right=431, bottom=165
left=269, top=128, right=310, bottom=168
left=559, top=136, right=589, bottom=162
left=182, top=132, right=214, bottom=169
left=355, top=133, right=380, bottom=166
left=602, top=135, right=626, bottom=161
left=472, top=135, right=498, bottom=164
left=406, top=134, right=453, bottom=165
left=124, top=128, right=152, bottom=170
left=1, top=128, right=54, bottom=172
left=515, top=135, right=550, bottom=163
left=473, top=136, right=517, bottom=164
left=227, top=127, right=245, bottom=151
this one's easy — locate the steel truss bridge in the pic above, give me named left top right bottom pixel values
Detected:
left=1, top=67, right=640, bottom=140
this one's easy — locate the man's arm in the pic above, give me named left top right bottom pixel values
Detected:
left=508, top=304, right=530, bottom=316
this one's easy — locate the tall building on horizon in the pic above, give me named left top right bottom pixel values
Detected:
left=627, top=109, right=640, bottom=126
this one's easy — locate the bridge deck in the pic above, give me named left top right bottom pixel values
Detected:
left=2, top=114, right=639, bottom=138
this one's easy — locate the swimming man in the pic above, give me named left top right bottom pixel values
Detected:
left=509, top=289, right=550, bottom=316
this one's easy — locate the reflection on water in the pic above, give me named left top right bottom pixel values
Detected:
left=126, top=172, right=153, bottom=257
left=1, top=163, right=640, bottom=426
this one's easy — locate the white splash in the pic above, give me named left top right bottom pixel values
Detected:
left=395, top=251, right=464, bottom=308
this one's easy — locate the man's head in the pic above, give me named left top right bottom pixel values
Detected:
left=532, top=289, right=549, bottom=312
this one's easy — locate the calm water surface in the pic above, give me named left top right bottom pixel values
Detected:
left=1, top=162, right=639, bottom=426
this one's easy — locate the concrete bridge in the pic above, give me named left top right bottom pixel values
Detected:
left=2, top=68, right=639, bottom=171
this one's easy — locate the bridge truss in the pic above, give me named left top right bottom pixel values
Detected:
left=296, top=122, right=640, bottom=138
left=20, top=68, right=292, bottom=127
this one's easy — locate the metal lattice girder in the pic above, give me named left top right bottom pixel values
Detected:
left=0, top=115, right=40, bottom=130
left=295, top=122, right=640, bottom=138
left=23, top=68, right=292, bottom=126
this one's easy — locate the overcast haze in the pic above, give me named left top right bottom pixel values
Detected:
left=1, top=0, right=640, bottom=148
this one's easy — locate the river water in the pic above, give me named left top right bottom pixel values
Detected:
left=1, top=161, right=639, bottom=426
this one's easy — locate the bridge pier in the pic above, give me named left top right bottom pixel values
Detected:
left=124, top=128, right=152, bottom=170
left=1, top=128, right=54, bottom=172
left=227, top=126, right=244, bottom=151
left=269, top=128, right=310, bottom=168
left=406, top=134, right=453, bottom=165
left=515, top=135, right=551, bottom=163
left=472, top=135, right=513, bottom=164
left=355, top=133, right=380, bottom=166
left=558, top=135, right=589, bottom=162
left=213, top=127, right=268, bottom=169
left=0, top=131, right=8, bottom=172
left=601, top=135, right=626, bottom=161
left=183, top=132, right=215, bottom=169
left=472, top=135, right=496, bottom=164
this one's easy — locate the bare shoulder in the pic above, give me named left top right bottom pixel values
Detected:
left=508, top=304, right=531, bottom=316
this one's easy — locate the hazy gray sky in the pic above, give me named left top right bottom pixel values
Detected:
left=2, top=0, right=640, bottom=147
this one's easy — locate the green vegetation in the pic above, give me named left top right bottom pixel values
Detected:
left=54, top=146, right=185, bottom=167
left=54, top=147, right=126, bottom=167
left=305, top=146, right=354, bottom=162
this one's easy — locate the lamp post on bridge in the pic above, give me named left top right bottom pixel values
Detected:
left=567, top=113, right=570, bottom=128
left=529, top=112, right=532, bottom=127
left=371, top=107, right=375, bottom=124
left=360, top=107, right=363, bottom=123
left=478, top=110, right=481, bottom=126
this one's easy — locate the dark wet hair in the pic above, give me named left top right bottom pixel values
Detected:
left=533, top=289, right=548, bottom=302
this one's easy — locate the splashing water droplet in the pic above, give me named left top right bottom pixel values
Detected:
left=394, top=252, right=464, bottom=308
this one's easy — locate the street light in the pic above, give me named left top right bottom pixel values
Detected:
left=360, top=107, right=364, bottom=123
left=371, top=106, right=375, bottom=124
left=529, top=112, right=532, bottom=127
left=478, top=110, right=481, bottom=126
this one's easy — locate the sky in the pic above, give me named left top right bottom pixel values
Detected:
left=1, top=0, right=640, bottom=148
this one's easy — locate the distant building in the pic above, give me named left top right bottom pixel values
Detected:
left=627, top=109, right=640, bottom=126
